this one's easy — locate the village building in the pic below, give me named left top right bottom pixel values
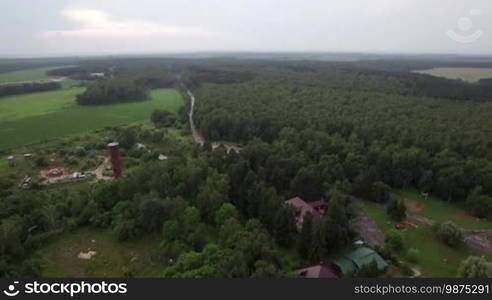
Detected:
left=333, top=247, right=388, bottom=277
left=296, top=264, right=339, bottom=279
left=285, top=196, right=326, bottom=229
left=7, top=156, right=16, bottom=167
left=89, top=72, right=105, bottom=78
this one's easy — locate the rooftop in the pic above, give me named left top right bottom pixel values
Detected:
left=297, top=264, right=339, bottom=279
left=333, top=247, right=388, bottom=276
left=285, top=196, right=325, bottom=229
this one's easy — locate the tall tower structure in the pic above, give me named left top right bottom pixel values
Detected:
left=108, top=142, right=122, bottom=179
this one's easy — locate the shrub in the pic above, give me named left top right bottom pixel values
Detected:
left=375, top=245, right=399, bottom=265
left=35, top=156, right=48, bottom=167
left=399, top=262, right=414, bottom=277
left=386, top=230, right=404, bottom=252
left=75, top=147, right=87, bottom=157
left=466, top=187, right=492, bottom=219
left=386, top=198, right=406, bottom=221
left=151, top=110, right=176, bottom=127
left=406, top=248, right=420, bottom=263
left=458, top=256, right=492, bottom=278
left=435, top=221, right=464, bottom=247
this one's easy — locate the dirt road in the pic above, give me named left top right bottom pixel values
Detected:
left=187, top=90, right=242, bottom=153
left=187, top=90, right=205, bottom=146
left=352, top=206, right=385, bottom=247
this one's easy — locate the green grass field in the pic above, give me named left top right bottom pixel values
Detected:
left=0, top=88, right=184, bottom=150
left=0, top=67, right=60, bottom=84
left=359, top=202, right=491, bottom=277
left=393, top=189, right=492, bottom=230
left=414, top=68, right=492, bottom=83
left=32, top=228, right=164, bottom=277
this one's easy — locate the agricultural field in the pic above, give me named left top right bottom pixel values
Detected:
left=413, top=67, right=492, bottom=83
left=359, top=202, right=491, bottom=277
left=0, top=88, right=184, bottom=150
left=32, top=228, right=164, bottom=277
left=0, top=67, right=61, bottom=84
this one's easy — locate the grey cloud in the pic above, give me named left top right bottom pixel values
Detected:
left=0, top=0, right=491, bottom=56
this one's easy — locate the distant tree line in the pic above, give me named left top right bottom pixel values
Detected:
left=184, top=66, right=256, bottom=89
left=0, top=82, right=61, bottom=97
left=479, top=78, right=492, bottom=86
left=0, top=58, right=76, bottom=74
left=121, top=67, right=178, bottom=89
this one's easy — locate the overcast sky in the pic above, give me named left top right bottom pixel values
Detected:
left=0, top=0, right=491, bottom=57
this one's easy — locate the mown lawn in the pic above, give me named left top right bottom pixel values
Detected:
left=393, top=189, right=492, bottom=230
left=0, top=67, right=60, bottom=84
left=0, top=88, right=184, bottom=150
left=359, top=202, right=491, bottom=277
left=413, top=68, right=492, bottom=83
left=33, top=228, right=164, bottom=278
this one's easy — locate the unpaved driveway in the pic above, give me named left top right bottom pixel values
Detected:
left=463, top=230, right=492, bottom=254
left=187, top=90, right=205, bottom=146
left=352, top=206, right=385, bottom=247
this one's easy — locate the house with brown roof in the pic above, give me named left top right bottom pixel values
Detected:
left=297, top=264, right=339, bottom=279
left=285, top=197, right=326, bottom=229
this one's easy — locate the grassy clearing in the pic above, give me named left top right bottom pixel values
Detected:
left=0, top=88, right=84, bottom=122
left=33, top=228, right=164, bottom=277
left=359, top=202, right=491, bottom=277
left=414, top=68, right=492, bottom=83
left=0, top=89, right=184, bottom=150
left=393, top=189, right=492, bottom=230
left=0, top=67, right=61, bottom=84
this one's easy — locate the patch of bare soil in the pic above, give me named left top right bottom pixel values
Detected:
left=407, top=213, right=434, bottom=226
left=52, top=238, right=98, bottom=277
left=404, top=198, right=425, bottom=213
left=352, top=206, right=385, bottom=247
left=464, top=230, right=492, bottom=254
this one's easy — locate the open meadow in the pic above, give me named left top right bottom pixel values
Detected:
left=414, top=67, right=492, bottom=83
left=394, top=189, right=492, bottom=230
left=0, top=88, right=183, bottom=150
left=32, top=228, right=164, bottom=278
left=0, top=67, right=61, bottom=84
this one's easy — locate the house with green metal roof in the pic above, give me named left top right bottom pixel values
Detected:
left=333, top=247, right=388, bottom=277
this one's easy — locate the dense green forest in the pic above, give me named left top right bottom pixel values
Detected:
left=192, top=65, right=492, bottom=212
left=76, top=78, right=149, bottom=105
left=0, top=126, right=306, bottom=278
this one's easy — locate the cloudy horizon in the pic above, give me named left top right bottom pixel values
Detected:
left=1, top=0, right=491, bottom=57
